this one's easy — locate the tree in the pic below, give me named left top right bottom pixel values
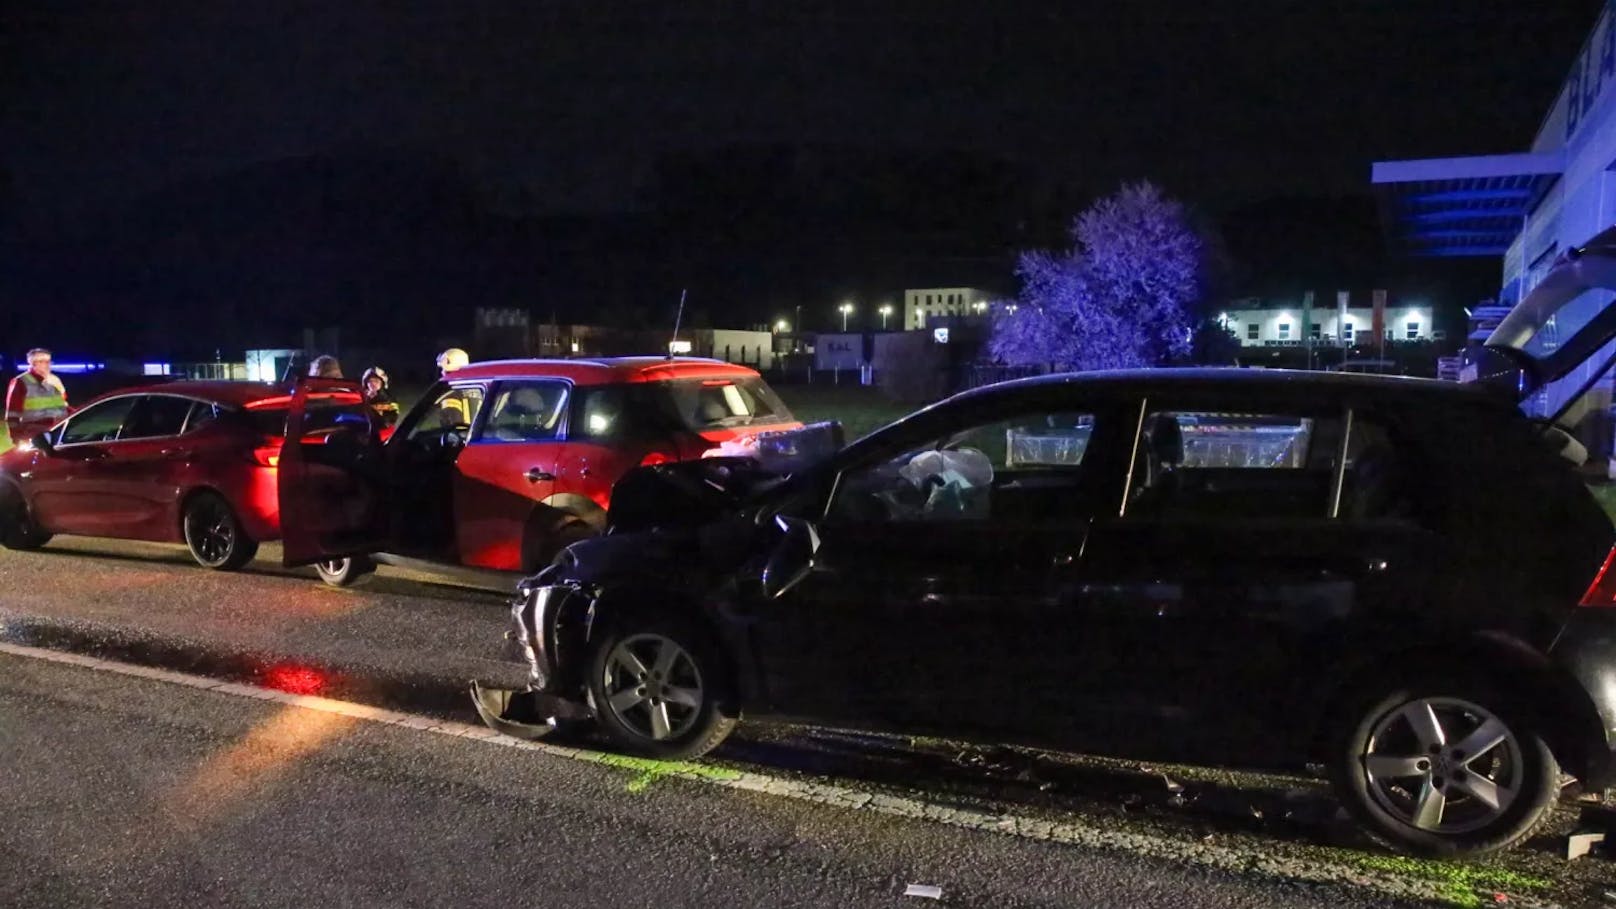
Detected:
left=989, top=181, right=1202, bottom=371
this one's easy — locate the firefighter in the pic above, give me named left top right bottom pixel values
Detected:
left=436, top=347, right=469, bottom=377
left=5, top=348, right=70, bottom=435
left=434, top=348, right=474, bottom=427
left=361, top=366, right=399, bottom=427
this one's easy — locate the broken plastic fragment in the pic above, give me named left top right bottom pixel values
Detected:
left=903, top=884, right=943, bottom=900
left=1566, top=831, right=1606, bottom=860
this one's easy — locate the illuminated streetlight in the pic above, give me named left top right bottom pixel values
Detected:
left=839, top=302, right=854, bottom=331
left=973, top=300, right=988, bottom=314
left=878, top=303, right=893, bottom=330
left=775, top=318, right=790, bottom=333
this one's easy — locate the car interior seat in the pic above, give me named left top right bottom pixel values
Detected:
left=495, top=388, right=555, bottom=441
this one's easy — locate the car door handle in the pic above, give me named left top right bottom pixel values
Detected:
left=524, top=468, right=555, bottom=483
left=161, top=448, right=191, bottom=460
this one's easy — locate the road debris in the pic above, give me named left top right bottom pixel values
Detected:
left=903, top=883, right=943, bottom=899
left=1565, top=831, right=1606, bottom=860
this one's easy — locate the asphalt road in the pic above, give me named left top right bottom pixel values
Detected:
left=1, top=536, right=1612, bottom=908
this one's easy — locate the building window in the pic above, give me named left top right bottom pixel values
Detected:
left=1343, top=321, right=1354, bottom=341
left=1277, top=322, right=1292, bottom=340
left=1246, top=324, right=1259, bottom=341
left=927, top=294, right=934, bottom=304
left=1310, top=323, right=1322, bottom=340
left=1406, top=321, right=1419, bottom=340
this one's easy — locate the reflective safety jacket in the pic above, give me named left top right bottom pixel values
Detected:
left=5, top=371, right=68, bottom=424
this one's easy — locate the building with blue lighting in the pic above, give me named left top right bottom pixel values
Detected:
left=1374, top=2, right=1616, bottom=446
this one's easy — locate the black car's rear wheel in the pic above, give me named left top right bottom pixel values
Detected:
left=586, top=616, right=736, bottom=761
left=1330, top=677, right=1558, bottom=857
left=315, top=555, right=376, bottom=588
left=182, top=492, right=258, bottom=570
left=0, top=487, right=51, bottom=551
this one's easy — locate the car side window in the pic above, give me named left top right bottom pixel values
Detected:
left=56, top=397, right=139, bottom=446
left=1126, top=410, right=1341, bottom=519
left=480, top=381, right=569, bottom=443
left=406, top=385, right=487, bottom=440
left=827, top=410, right=1095, bottom=524
left=121, top=395, right=194, bottom=439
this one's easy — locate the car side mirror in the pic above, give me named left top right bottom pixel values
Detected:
left=29, top=431, right=55, bottom=456
left=761, top=515, right=820, bottom=600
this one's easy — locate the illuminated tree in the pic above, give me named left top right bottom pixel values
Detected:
left=990, top=181, right=1201, bottom=371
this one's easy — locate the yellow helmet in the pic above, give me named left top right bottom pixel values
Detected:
left=436, top=347, right=469, bottom=373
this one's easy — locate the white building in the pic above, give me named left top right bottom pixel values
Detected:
left=1221, top=299, right=1438, bottom=348
left=1373, top=4, right=1616, bottom=422
left=902, top=287, right=993, bottom=330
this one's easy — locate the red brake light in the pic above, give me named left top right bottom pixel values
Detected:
left=639, top=451, right=674, bottom=467
left=1579, top=546, right=1616, bottom=607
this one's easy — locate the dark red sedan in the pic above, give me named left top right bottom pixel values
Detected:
left=0, top=380, right=365, bottom=569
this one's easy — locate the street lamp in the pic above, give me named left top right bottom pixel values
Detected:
left=879, top=303, right=893, bottom=330
left=839, top=302, right=854, bottom=331
left=775, top=318, right=790, bottom=333
left=973, top=300, right=988, bottom=315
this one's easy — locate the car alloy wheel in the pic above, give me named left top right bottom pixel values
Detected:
left=315, top=556, right=375, bottom=588
left=1361, top=696, right=1523, bottom=835
left=183, top=493, right=257, bottom=570
left=599, top=633, right=706, bottom=742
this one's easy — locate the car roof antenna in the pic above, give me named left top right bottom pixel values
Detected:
left=667, top=288, right=687, bottom=360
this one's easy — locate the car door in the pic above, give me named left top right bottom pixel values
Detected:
left=452, top=379, right=568, bottom=571
left=278, top=378, right=391, bottom=566
left=27, top=395, right=141, bottom=535
left=745, top=393, right=1131, bottom=741
left=1074, top=392, right=1433, bottom=763
left=93, top=394, right=201, bottom=540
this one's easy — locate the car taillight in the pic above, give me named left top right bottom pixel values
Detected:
left=1578, top=545, right=1616, bottom=607
left=639, top=451, right=674, bottom=467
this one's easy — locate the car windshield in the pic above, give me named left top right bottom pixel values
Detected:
left=661, top=377, right=792, bottom=430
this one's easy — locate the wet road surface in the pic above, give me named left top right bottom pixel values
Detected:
left=1, top=537, right=1613, bottom=907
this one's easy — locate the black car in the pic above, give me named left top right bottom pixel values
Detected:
left=475, top=240, right=1616, bottom=857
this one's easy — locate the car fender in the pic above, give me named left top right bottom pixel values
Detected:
left=538, top=492, right=607, bottom=530
left=1311, top=629, right=1609, bottom=783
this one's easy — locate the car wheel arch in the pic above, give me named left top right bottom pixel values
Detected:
left=1311, top=632, right=1606, bottom=784
left=521, top=497, right=605, bottom=572
left=576, top=584, right=741, bottom=707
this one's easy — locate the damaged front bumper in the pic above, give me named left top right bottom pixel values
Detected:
left=469, top=578, right=596, bottom=739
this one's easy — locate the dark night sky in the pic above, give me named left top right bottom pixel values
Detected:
left=1, top=0, right=1601, bottom=225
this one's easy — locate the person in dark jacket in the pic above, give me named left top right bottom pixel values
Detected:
left=361, top=366, right=399, bottom=427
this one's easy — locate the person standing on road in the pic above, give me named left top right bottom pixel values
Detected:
left=361, top=366, right=399, bottom=427
left=5, top=348, right=70, bottom=434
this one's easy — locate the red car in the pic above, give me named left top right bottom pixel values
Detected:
left=0, top=381, right=368, bottom=568
left=279, top=357, right=801, bottom=586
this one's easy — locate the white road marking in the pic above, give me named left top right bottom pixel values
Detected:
left=0, top=641, right=1561, bottom=909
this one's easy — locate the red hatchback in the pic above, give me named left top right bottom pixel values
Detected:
left=279, top=357, right=800, bottom=586
left=0, top=381, right=367, bottom=568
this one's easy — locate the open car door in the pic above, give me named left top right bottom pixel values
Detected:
left=1484, top=224, right=1616, bottom=424
left=277, top=376, right=391, bottom=566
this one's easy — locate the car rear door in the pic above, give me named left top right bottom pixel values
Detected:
left=1074, top=392, right=1438, bottom=762
left=277, top=377, right=389, bottom=566
left=452, top=378, right=570, bottom=571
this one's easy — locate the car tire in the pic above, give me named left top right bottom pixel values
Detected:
left=1329, top=673, right=1559, bottom=857
left=182, top=492, right=258, bottom=571
left=585, top=614, right=737, bottom=761
left=523, top=517, right=597, bottom=573
left=0, top=488, right=51, bottom=551
left=314, top=555, right=377, bottom=588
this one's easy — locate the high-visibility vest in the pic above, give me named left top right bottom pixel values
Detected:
left=13, top=372, right=67, bottom=422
